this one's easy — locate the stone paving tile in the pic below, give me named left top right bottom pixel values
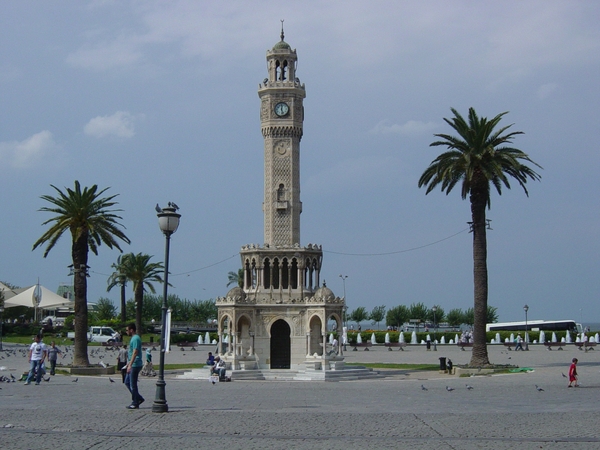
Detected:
left=2, top=342, right=600, bottom=449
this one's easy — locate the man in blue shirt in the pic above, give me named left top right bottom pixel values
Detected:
left=124, top=323, right=145, bottom=409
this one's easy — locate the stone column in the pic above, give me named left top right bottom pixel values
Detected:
left=218, top=333, right=223, bottom=355
left=249, top=332, right=255, bottom=356
left=306, top=332, right=311, bottom=357
left=322, top=332, right=327, bottom=371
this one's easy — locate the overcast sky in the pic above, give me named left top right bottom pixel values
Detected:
left=1, top=1, right=598, bottom=324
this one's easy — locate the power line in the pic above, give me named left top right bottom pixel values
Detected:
left=171, top=253, right=238, bottom=277
left=90, top=229, right=467, bottom=280
left=323, top=228, right=469, bottom=256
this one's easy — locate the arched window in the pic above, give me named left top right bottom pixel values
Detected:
left=263, top=258, right=271, bottom=289
left=272, top=258, right=280, bottom=289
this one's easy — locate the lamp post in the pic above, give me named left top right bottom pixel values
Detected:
left=339, top=275, right=348, bottom=351
left=152, top=203, right=181, bottom=414
left=0, top=306, right=4, bottom=351
left=523, top=304, right=529, bottom=351
left=432, top=305, right=437, bottom=351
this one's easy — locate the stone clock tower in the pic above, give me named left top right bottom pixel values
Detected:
left=215, top=29, right=347, bottom=376
left=258, top=27, right=304, bottom=247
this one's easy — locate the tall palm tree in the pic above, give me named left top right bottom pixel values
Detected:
left=117, top=252, right=164, bottom=335
left=227, top=268, right=244, bottom=288
left=107, top=255, right=128, bottom=323
left=33, top=181, right=130, bottom=366
left=418, top=108, right=541, bottom=366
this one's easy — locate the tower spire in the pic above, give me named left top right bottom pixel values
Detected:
left=280, top=19, right=285, bottom=42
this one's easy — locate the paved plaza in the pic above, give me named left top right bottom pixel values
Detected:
left=1, top=342, right=599, bottom=449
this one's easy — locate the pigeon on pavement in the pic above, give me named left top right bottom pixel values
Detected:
left=535, top=385, right=544, bottom=391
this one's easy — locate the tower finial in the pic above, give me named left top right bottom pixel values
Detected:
left=280, top=19, right=285, bottom=41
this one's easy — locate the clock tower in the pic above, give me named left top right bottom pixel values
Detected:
left=258, top=27, right=305, bottom=247
left=216, top=28, right=345, bottom=374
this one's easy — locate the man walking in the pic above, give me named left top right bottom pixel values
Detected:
left=47, top=341, right=63, bottom=376
left=124, top=323, right=145, bottom=409
left=25, top=334, right=46, bottom=385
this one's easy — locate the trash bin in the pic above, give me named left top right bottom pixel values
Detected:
left=426, top=340, right=431, bottom=350
left=150, top=336, right=154, bottom=343
left=439, top=357, right=446, bottom=371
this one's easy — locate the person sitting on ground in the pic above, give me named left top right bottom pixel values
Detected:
left=211, top=356, right=226, bottom=380
left=206, top=352, right=215, bottom=366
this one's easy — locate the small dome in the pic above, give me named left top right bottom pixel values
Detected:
left=314, top=285, right=335, bottom=302
left=226, top=286, right=246, bottom=302
left=273, top=39, right=291, bottom=51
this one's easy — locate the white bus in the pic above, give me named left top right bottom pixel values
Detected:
left=486, top=320, right=582, bottom=333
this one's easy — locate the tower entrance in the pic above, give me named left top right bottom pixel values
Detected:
left=270, top=319, right=291, bottom=369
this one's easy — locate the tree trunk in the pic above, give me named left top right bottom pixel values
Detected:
left=469, top=189, right=491, bottom=367
left=72, top=234, right=90, bottom=367
left=135, top=283, right=143, bottom=338
left=120, top=282, right=126, bottom=323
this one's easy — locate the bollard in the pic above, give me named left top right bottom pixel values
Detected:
left=447, top=359, right=453, bottom=374
left=439, top=357, right=447, bottom=371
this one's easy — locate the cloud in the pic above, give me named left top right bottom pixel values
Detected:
left=0, top=131, right=61, bottom=168
left=537, top=83, right=559, bottom=100
left=370, top=120, right=437, bottom=136
left=84, top=111, right=140, bottom=138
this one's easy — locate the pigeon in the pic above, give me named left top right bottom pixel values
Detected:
left=109, top=377, right=115, bottom=383
left=43, top=376, right=50, bottom=382
left=562, top=373, right=567, bottom=378
left=421, top=384, right=428, bottom=391
left=10, top=374, right=15, bottom=381
left=535, top=385, right=544, bottom=391
left=155, top=203, right=162, bottom=213
left=466, top=384, right=474, bottom=390
left=72, top=378, right=78, bottom=383
left=446, top=386, right=455, bottom=391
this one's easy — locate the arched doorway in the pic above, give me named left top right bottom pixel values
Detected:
left=270, top=319, right=291, bottom=369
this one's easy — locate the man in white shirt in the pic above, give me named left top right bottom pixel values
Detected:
left=25, top=334, right=47, bottom=385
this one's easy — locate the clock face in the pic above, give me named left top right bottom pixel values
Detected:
left=274, top=102, right=289, bottom=117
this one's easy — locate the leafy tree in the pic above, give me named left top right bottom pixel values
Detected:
left=426, top=305, right=445, bottom=324
left=117, top=252, right=164, bottom=335
left=349, top=307, right=368, bottom=329
left=486, top=305, right=499, bottom=324
left=107, top=255, right=128, bottom=323
left=227, top=269, right=244, bottom=288
left=418, top=108, right=541, bottom=366
left=369, top=305, right=386, bottom=330
left=95, top=297, right=117, bottom=320
left=386, top=305, right=409, bottom=328
left=408, top=302, right=428, bottom=323
left=33, top=181, right=130, bottom=366
left=463, top=307, right=474, bottom=326
left=446, top=308, right=464, bottom=327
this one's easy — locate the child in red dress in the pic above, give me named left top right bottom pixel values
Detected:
left=568, top=358, right=578, bottom=387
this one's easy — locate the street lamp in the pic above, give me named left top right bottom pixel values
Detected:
left=339, top=275, right=348, bottom=351
left=523, top=304, right=529, bottom=351
left=0, top=306, right=4, bottom=351
left=432, top=305, right=437, bottom=351
left=153, top=203, right=181, bottom=414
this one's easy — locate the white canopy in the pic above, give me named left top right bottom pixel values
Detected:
left=4, top=285, right=74, bottom=309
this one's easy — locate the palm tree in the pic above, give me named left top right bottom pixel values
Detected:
left=227, top=268, right=244, bottom=288
left=418, top=108, right=541, bottom=366
left=107, top=254, right=128, bottom=323
left=117, top=252, right=164, bottom=335
left=33, top=181, right=130, bottom=366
